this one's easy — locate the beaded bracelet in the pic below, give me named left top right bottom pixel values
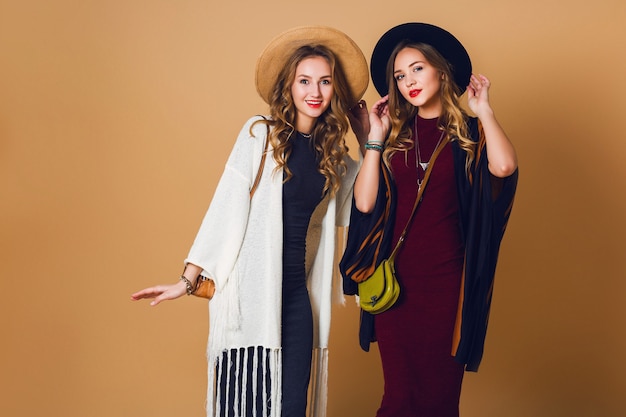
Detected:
left=365, top=142, right=384, bottom=152
left=180, top=275, right=193, bottom=296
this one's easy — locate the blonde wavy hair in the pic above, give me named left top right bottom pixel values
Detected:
left=382, top=41, right=475, bottom=173
left=252, top=44, right=353, bottom=197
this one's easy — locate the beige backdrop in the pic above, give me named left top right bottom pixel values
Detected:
left=1, top=0, right=625, bottom=416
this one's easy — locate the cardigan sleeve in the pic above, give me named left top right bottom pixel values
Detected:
left=184, top=116, right=268, bottom=289
left=339, top=162, right=397, bottom=351
left=453, top=117, right=519, bottom=371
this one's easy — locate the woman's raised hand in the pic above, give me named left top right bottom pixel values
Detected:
left=466, top=74, right=494, bottom=118
left=348, top=100, right=371, bottom=147
left=368, top=95, right=391, bottom=143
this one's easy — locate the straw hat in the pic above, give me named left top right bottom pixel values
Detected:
left=370, top=22, right=472, bottom=96
left=255, top=26, right=369, bottom=108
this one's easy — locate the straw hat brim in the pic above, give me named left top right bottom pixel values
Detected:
left=255, top=26, right=369, bottom=108
left=370, top=22, right=472, bottom=96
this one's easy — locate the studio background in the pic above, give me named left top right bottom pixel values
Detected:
left=1, top=0, right=625, bottom=416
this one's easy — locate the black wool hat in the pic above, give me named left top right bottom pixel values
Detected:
left=370, top=22, right=472, bottom=96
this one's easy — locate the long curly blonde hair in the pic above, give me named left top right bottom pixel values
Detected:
left=252, top=44, right=353, bottom=197
left=382, top=41, right=475, bottom=173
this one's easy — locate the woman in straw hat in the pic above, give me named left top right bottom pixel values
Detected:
left=340, top=23, right=518, bottom=416
left=131, top=26, right=368, bottom=417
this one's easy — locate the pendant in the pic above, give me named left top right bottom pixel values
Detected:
left=419, top=161, right=429, bottom=171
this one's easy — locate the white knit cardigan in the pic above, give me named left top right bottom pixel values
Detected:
left=185, top=116, right=359, bottom=417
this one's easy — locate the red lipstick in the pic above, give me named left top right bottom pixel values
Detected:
left=409, top=89, right=421, bottom=98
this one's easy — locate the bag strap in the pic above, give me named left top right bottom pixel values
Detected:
left=250, top=116, right=270, bottom=199
left=388, top=134, right=449, bottom=260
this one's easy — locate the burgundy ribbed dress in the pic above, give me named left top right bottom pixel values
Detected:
left=374, top=115, right=465, bottom=417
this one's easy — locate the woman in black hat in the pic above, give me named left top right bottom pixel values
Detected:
left=340, top=23, right=518, bottom=416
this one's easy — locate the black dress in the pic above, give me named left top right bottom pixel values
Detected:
left=281, top=131, right=325, bottom=416
left=219, top=132, right=325, bottom=417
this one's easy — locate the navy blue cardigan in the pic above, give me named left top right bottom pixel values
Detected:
left=339, top=117, right=518, bottom=372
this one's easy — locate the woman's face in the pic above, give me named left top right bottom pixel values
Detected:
left=290, top=56, right=334, bottom=133
left=393, top=47, right=442, bottom=118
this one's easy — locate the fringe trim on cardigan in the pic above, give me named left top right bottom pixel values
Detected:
left=205, top=347, right=329, bottom=417
left=307, top=348, right=329, bottom=417
left=207, top=346, right=282, bottom=417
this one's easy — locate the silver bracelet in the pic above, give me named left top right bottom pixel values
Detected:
left=180, top=275, right=193, bottom=296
